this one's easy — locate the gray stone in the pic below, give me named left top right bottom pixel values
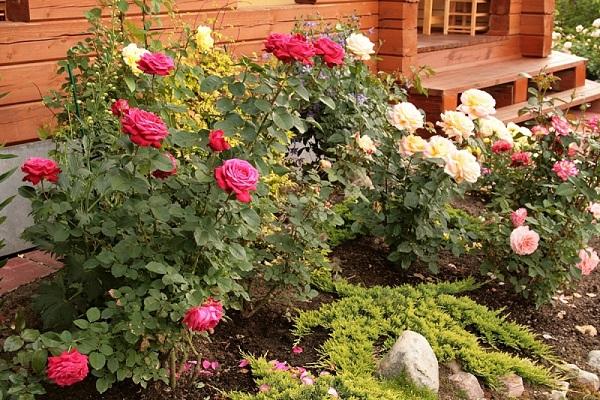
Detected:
left=378, top=330, right=439, bottom=392
left=445, top=360, right=463, bottom=374
left=499, top=374, right=525, bottom=398
left=588, top=350, right=600, bottom=374
left=449, top=371, right=485, bottom=400
left=565, top=363, right=599, bottom=392
left=0, top=141, right=53, bottom=256
left=547, top=390, right=567, bottom=400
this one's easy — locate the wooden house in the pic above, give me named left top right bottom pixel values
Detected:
left=0, top=0, right=599, bottom=145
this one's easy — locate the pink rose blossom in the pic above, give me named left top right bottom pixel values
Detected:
left=239, top=359, right=250, bottom=368
left=121, top=108, right=169, bottom=148
left=182, top=297, right=223, bottom=332
left=292, top=346, right=303, bottom=354
left=481, top=167, right=492, bottom=175
left=47, top=349, right=89, bottom=387
left=577, top=247, right=599, bottom=275
left=491, top=139, right=513, bottom=154
left=511, top=208, right=528, bottom=227
left=552, top=160, right=578, bottom=181
left=510, top=151, right=532, bottom=167
left=300, top=371, right=315, bottom=385
left=567, top=142, right=581, bottom=157
left=586, top=115, right=599, bottom=132
left=214, top=159, right=259, bottom=203
left=137, top=52, right=175, bottom=76
left=270, top=360, right=289, bottom=371
left=551, top=115, right=571, bottom=136
left=201, top=359, right=220, bottom=373
left=208, top=129, right=231, bottom=152
left=111, top=99, right=130, bottom=117
left=510, top=226, right=540, bottom=255
left=151, top=152, right=178, bottom=179
left=264, top=33, right=316, bottom=65
left=313, top=37, right=345, bottom=67
left=328, top=387, right=340, bottom=398
left=531, top=125, right=549, bottom=137
left=588, top=202, right=600, bottom=220
left=21, top=157, right=61, bottom=185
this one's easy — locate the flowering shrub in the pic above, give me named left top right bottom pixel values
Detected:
left=464, top=76, right=600, bottom=304
left=553, top=17, right=600, bottom=79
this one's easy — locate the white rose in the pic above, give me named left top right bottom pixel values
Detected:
left=398, top=134, right=429, bottom=156
left=444, top=149, right=481, bottom=184
left=346, top=33, right=375, bottom=61
left=592, top=29, right=600, bottom=38
left=425, top=135, right=457, bottom=159
left=437, top=111, right=475, bottom=143
left=552, top=31, right=561, bottom=41
left=387, top=102, right=424, bottom=133
left=122, top=43, right=149, bottom=75
left=458, top=89, right=496, bottom=119
left=576, top=25, right=585, bottom=33
left=563, top=41, right=573, bottom=50
left=478, top=117, right=511, bottom=141
left=594, top=18, right=600, bottom=28
left=196, top=25, right=214, bottom=51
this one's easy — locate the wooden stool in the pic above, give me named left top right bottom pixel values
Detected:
left=443, top=0, right=489, bottom=36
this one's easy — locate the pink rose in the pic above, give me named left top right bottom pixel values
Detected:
left=292, top=345, right=303, bottom=354
left=552, top=159, right=578, bottom=181
left=577, top=248, right=599, bottom=275
left=551, top=115, right=570, bottom=136
left=264, top=33, right=315, bottom=65
left=121, top=108, right=169, bottom=148
left=491, top=139, right=513, bottom=154
left=313, top=37, right=345, bottom=67
left=183, top=297, right=223, bottom=332
left=567, top=142, right=580, bottom=157
left=510, top=226, right=540, bottom=255
left=21, top=157, right=61, bottom=185
left=588, top=202, right=600, bottom=220
left=270, top=360, right=289, bottom=371
left=214, top=159, right=259, bottom=203
left=47, top=349, right=89, bottom=387
left=208, top=129, right=231, bottom=152
left=137, top=52, right=175, bottom=76
left=111, top=99, right=130, bottom=117
left=586, top=115, right=599, bottom=132
left=510, top=151, right=532, bottom=167
left=511, top=208, right=527, bottom=227
left=264, top=33, right=290, bottom=55
left=531, top=125, right=549, bottom=138
left=151, top=152, right=178, bottom=179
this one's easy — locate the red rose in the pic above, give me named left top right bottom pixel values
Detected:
left=111, top=99, right=130, bottom=117
left=313, top=37, right=345, bottom=67
left=510, top=151, right=532, bottom=167
left=137, top=52, right=175, bottom=76
left=152, top=152, right=178, bottom=179
left=21, top=157, right=61, bottom=185
left=121, top=107, right=169, bottom=148
left=208, top=129, right=231, bottom=152
left=214, top=158, right=259, bottom=203
left=286, top=34, right=316, bottom=65
left=47, top=349, right=89, bottom=387
left=491, top=139, right=513, bottom=154
left=264, top=33, right=315, bottom=65
left=183, top=298, right=223, bottom=332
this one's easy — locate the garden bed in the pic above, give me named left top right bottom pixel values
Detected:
left=2, top=236, right=598, bottom=399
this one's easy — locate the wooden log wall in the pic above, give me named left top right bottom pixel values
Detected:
left=0, top=0, right=379, bottom=145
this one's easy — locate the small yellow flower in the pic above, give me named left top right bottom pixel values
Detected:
left=195, top=25, right=215, bottom=52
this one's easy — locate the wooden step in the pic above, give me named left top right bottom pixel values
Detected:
left=496, top=80, right=600, bottom=123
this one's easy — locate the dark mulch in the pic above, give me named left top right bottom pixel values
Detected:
left=1, top=236, right=599, bottom=399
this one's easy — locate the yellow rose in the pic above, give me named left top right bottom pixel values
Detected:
left=122, top=43, right=148, bottom=75
left=437, top=111, right=474, bottom=144
left=444, top=149, right=481, bottom=184
left=354, top=133, right=377, bottom=156
left=425, top=135, right=456, bottom=159
left=195, top=25, right=214, bottom=52
left=346, top=33, right=375, bottom=61
left=387, top=102, right=424, bottom=133
left=399, top=134, right=428, bottom=156
left=458, top=89, right=496, bottom=119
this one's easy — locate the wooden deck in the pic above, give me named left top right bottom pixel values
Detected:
left=417, top=33, right=507, bottom=53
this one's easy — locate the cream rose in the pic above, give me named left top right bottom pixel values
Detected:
left=478, top=117, right=511, bottom=142
left=443, top=149, right=481, bottom=183
left=399, top=134, right=428, bottom=156
left=388, top=103, right=424, bottom=133
left=196, top=25, right=214, bottom=51
left=425, top=135, right=456, bottom=159
left=437, top=111, right=475, bottom=143
left=507, top=122, right=532, bottom=138
left=354, top=133, right=377, bottom=155
left=122, top=43, right=149, bottom=75
left=346, top=33, right=375, bottom=61
left=458, top=89, right=496, bottom=119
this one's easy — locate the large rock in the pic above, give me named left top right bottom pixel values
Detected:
left=588, top=350, right=600, bottom=374
left=449, top=371, right=485, bottom=400
left=377, top=330, right=439, bottom=392
left=565, top=363, right=600, bottom=392
left=499, top=374, right=525, bottom=398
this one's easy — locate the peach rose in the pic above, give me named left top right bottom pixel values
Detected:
left=510, top=226, right=540, bottom=255
left=577, top=247, right=599, bottom=275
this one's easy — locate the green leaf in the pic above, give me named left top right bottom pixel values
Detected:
left=319, top=96, right=336, bottom=110
left=228, top=243, right=247, bottom=260
left=273, top=109, right=294, bottom=130
left=555, top=182, right=576, bottom=197
left=124, top=76, right=136, bottom=93
left=240, top=208, right=260, bottom=228
left=229, top=82, right=246, bottom=97
left=18, top=186, right=36, bottom=199
left=96, top=376, right=112, bottom=393
left=31, top=349, right=48, bottom=374
left=89, top=352, right=106, bottom=370
left=73, top=319, right=89, bottom=329
left=3, top=336, right=24, bottom=352
left=86, top=307, right=101, bottom=322
left=294, top=85, right=310, bottom=101
left=0, top=167, right=16, bottom=184
left=145, top=261, right=167, bottom=274
left=200, top=76, right=223, bottom=92
left=21, top=329, right=40, bottom=342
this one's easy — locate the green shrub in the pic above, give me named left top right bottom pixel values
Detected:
left=556, top=0, right=600, bottom=30
left=0, top=145, right=17, bottom=267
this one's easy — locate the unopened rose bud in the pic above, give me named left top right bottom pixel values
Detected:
left=320, top=159, right=332, bottom=170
